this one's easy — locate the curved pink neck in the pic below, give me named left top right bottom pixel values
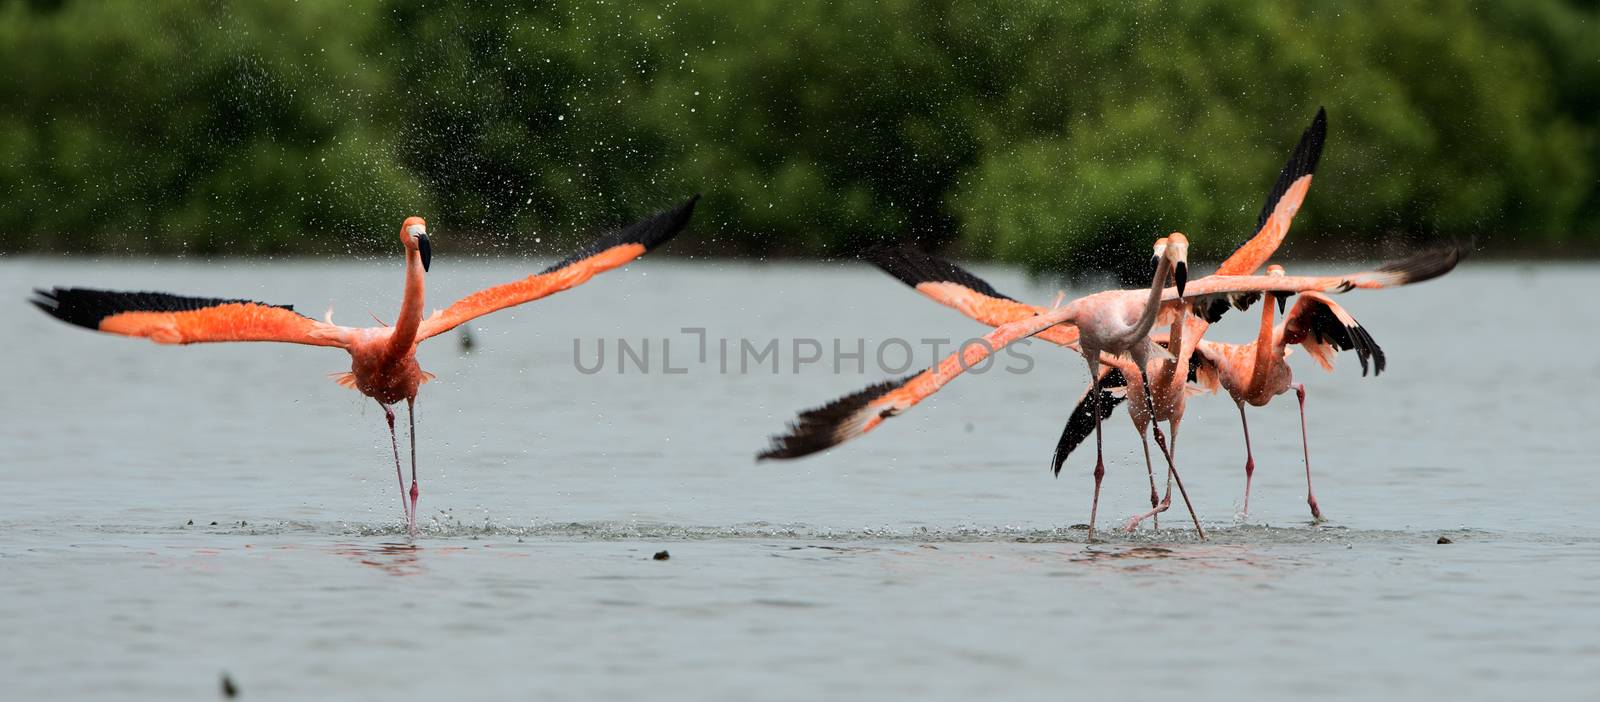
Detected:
left=1246, top=295, right=1278, bottom=395
left=387, top=246, right=426, bottom=359
left=1132, top=255, right=1172, bottom=341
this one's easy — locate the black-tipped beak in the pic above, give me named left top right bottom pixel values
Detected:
left=1276, top=293, right=1286, bottom=314
left=417, top=234, right=432, bottom=272
left=1174, top=261, right=1187, bottom=298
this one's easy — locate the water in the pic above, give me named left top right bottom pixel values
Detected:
left=3, top=257, right=1596, bottom=700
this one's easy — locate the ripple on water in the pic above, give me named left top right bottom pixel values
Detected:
left=12, top=516, right=1541, bottom=548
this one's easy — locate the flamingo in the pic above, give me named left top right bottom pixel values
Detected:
left=768, top=232, right=1203, bottom=540
left=30, top=195, right=700, bottom=534
left=1059, top=264, right=1387, bottom=528
left=866, top=108, right=1328, bottom=529
left=758, top=246, right=1460, bottom=539
left=1171, top=265, right=1383, bottom=523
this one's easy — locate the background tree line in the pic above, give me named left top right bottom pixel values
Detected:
left=2, top=0, right=1595, bottom=272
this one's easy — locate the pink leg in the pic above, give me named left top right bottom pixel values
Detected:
left=1140, top=370, right=1202, bottom=538
left=407, top=398, right=420, bottom=536
left=1238, top=402, right=1255, bottom=518
left=1152, top=427, right=1203, bottom=539
left=1295, top=384, right=1325, bottom=522
left=1124, top=482, right=1171, bottom=532
left=1139, top=427, right=1159, bottom=530
left=1087, top=375, right=1106, bottom=543
left=1127, top=417, right=1183, bottom=533
left=384, top=405, right=411, bottom=528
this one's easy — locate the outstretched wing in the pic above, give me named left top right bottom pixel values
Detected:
left=1192, top=107, right=1327, bottom=321
left=1166, top=247, right=1462, bottom=302
left=417, top=195, right=698, bottom=341
left=1219, top=107, right=1326, bottom=276
left=759, top=313, right=1053, bottom=460
left=1280, top=292, right=1385, bottom=376
left=868, top=245, right=1081, bottom=348
left=31, top=287, right=350, bottom=347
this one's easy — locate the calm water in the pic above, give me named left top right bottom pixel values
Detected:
left=3, top=257, right=1596, bottom=700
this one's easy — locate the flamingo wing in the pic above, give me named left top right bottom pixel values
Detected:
left=1187, top=341, right=1226, bottom=394
left=1219, top=107, right=1327, bottom=276
left=417, top=195, right=698, bottom=341
left=31, top=287, right=350, bottom=347
left=758, top=309, right=1062, bottom=460
left=1190, top=107, right=1327, bottom=322
left=867, top=245, right=1081, bottom=348
left=1051, top=366, right=1128, bottom=476
left=1165, top=247, right=1462, bottom=302
left=1280, top=292, right=1386, bottom=376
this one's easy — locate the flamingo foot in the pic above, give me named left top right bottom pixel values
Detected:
left=1125, top=496, right=1172, bottom=533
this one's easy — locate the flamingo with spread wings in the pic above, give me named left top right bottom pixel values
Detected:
left=759, top=246, right=1460, bottom=539
left=866, top=108, right=1327, bottom=529
left=31, top=195, right=699, bottom=534
left=1061, top=264, right=1387, bottom=528
left=769, top=232, right=1206, bottom=540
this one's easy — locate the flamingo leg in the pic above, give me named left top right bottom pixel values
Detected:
left=1084, top=356, right=1106, bottom=542
left=1138, top=424, right=1159, bottom=530
left=407, top=397, right=420, bottom=535
left=383, top=404, right=411, bottom=529
left=1138, top=368, right=1202, bottom=538
left=1128, top=415, right=1183, bottom=533
left=1238, top=402, right=1255, bottom=519
left=1295, top=384, right=1325, bottom=522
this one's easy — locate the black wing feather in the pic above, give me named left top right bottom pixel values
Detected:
left=30, top=287, right=299, bottom=330
left=758, top=375, right=916, bottom=461
left=538, top=195, right=699, bottom=275
left=865, top=245, right=1018, bottom=302
left=1298, top=301, right=1387, bottom=377
left=1253, top=107, right=1327, bottom=233
left=1051, top=368, right=1128, bottom=476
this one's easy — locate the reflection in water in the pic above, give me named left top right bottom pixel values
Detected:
left=1068, top=543, right=1280, bottom=577
left=334, top=542, right=426, bottom=577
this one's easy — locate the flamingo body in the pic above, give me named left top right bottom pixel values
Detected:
left=32, top=195, right=700, bottom=533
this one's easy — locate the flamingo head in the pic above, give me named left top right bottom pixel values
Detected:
left=1165, top=232, right=1189, bottom=298
left=401, top=216, right=431, bottom=272
left=1150, top=237, right=1169, bottom=276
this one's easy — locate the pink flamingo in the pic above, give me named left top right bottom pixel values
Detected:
left=770, top=232, right=1204, bottom=540
left=1190, top=265, right=1384, bottom=522
left=31, top=196, right=699, bottom=534
left=1065, top=263, right=1389, bottom=528
left=759, top=246, right=1460, bottom=539
left=866, top=108, right=1329, bottom=529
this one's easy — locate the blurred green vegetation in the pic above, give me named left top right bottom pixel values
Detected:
left=1, top=0, right=1594, bottom=270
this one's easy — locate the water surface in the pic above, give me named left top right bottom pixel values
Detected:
left=3, top=258, right=1596, bottom=700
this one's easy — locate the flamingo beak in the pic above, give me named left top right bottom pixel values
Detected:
left=1174, top=261, right=1187, bottom=298
left=417, top=234, right=432, bottom=272
left=1276, top=293, right=1286, bottom=314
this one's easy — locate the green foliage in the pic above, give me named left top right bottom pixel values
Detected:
left=1, top=0, right=1594, bottom=268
